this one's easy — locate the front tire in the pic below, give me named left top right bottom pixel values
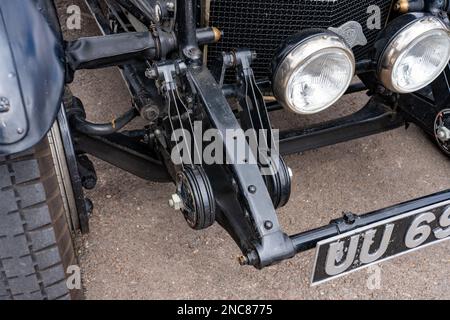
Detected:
left=0, top=136, right=82, bottom=300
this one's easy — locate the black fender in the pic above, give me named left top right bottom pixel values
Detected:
left=0, top=0, right=65, bottom=155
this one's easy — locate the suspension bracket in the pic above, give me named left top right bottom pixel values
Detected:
left=186, top=66, right=295, bottom=268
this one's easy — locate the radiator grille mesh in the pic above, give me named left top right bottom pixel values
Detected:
left=207, top=0, right=393, bottom=81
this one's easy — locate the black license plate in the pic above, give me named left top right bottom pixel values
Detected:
left=312, top=201, right=450, bottom=285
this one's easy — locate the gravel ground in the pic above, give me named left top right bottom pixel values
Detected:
left=57, top=0, right=450, bottom=299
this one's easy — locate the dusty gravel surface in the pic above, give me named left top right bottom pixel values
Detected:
left=57, top=0, right=450, bottom=299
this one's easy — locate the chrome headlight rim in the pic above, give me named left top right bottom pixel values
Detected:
left=378, top=15, right=450, bottom=94
left=272, top=31, right=355, bottom=115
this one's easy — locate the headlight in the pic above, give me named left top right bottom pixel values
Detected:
left=378, top=15, right=450, bottom=93
left=272, top=31, right=355, bottom=115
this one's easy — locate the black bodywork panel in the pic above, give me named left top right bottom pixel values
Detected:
left=0, top=0, right=65, bottom=155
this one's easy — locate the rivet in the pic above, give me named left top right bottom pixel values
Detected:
left=264, top=221, right=273, bottom=230
left=248, top=185, right=257, bottom=194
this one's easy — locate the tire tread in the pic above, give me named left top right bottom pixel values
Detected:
left=0, top=138, right=82, bottom=300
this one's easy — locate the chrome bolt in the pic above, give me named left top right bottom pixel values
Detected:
left=145, top=68, right=158, bottom=79
left=437, top=126, right=450, bottom=142
left=186, top=47, right=202, bottom=60
left=168, top=193, right=184, bottom=210
left=166, top=2, right=175, bottom=11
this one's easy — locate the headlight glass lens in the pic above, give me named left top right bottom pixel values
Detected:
left=272, top=32, right=355, bottom=115
left=287, top=50, right=354, bottom=114
left=379, top=16, right=450, bottom=93
left=392, top=30, right=450, bottom=92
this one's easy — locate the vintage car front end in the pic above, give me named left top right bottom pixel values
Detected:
left=64, top=0, right=450, bottom=283
left=2, top=0, right=449, bottom=296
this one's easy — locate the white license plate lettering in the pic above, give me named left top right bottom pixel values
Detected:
left=405, top=212, right=435, bottom=249
left=434, top=206, right=450, bottom=239
left=312, top=202, right=450, bottom=285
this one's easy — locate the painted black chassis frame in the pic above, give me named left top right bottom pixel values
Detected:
left=12, top=0, right=446, bottom=268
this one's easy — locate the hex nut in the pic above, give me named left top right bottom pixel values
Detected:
left=169, top=193, right=184, bottom=210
